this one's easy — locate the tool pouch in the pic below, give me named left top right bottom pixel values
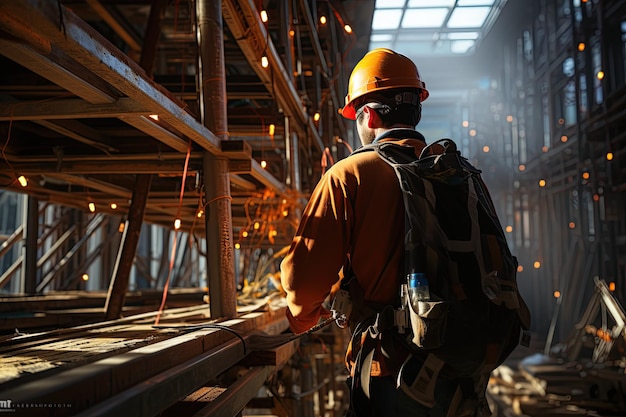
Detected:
left=408, top=299, right=449, bottom=349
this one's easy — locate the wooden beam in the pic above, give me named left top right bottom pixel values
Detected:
left=0, top=39, right=118, bottom=104
left=0, top=98, right=149, bottom=121
left=104, top=174, right=152, bottom=320
left=85, top=0, right=142, bottom=53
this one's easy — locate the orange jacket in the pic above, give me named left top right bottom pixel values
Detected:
left=280, top=131, right=427, bottom=336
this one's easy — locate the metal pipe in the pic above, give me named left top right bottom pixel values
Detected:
left=197, top=0, right=236, bottom=319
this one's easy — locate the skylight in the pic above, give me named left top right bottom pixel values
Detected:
left=370, top=0, right=506, bottom=56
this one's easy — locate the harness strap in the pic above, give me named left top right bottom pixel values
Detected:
left=398, top=353, right=445, bottom=407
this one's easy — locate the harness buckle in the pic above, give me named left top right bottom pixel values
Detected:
left=330, top=289, right=352, bottom=328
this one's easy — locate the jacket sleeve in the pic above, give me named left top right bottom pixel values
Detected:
left=280, top=169, right=353, bottom=333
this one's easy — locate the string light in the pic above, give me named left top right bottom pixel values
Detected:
left=553, top=290, right=560, bottom=298
left=110, top=203, right=118, bottom=210
left=242, top=230, right=249, bottom=238
left=313, top=112, right=321, bottom=122
left=560, top=135, right=568, bottom=142
left=606, top=152, right=614, bottom=161
left=235, top=243, right=241, bottom=249
left=469, top=129, right=477, bottom=137
left=597, top=71, right=605, bottom=80
left=82, top=273, right=89, bottom=281
left=174, top=218, right=181, bottom=230
left=196, top=209, right=204, bottom=218
left=482, top=145, right=490, bottom=153
left=506, top=115, right=513, bottom=122
left=261, top=56, right=269, bottom=68
left=344, top=24, right=353, bottom=34
left=518, top=164, right=526, bottom=171
left=149, top=114, right=159, bottom=121
left=118, top=221, right=125, bottom=233
left=88, top=202, right=96, bottom=213
left=462, top=120, right=469, bottom=127
left=582, top=171, right=590, bottom=180
left=17, top=175, right=28, bottom=187
left=261, top=160, right=267, bottom=168
left=505, top=225, right=513, bottom=233
left=268, top=123, right=275, bottom=137
left=569, top=221, right=576, bottom=229
left=542, top=145, right=549, bottom=152
left=254, top=221, right=260, bottom=230
left=578, top=42, right=585, bottom=51
left=320, top=15, right=327, bottom=25
left=260, top=10, right=268, bottom=23
left=517, top=265, right=524, bottom=272
left=533, top=261, right=541, bottom=269
left=609, top=282, right=616, bottom=292
left=538, top=179, right=546, bottom=187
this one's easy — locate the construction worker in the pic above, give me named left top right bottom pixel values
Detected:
left=280, top=48, right=486, bottom=416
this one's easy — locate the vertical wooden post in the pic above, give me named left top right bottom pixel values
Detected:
left=104, top=174, right=151, bottom=319
left=22, top=195, right=38, bottom=294
left=104, top=0, right=167, bottom=319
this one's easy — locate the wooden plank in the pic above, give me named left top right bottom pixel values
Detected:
left=190, top=366, right=274, bottom=417
left=239, top=338, right=299, bottom=367
left=0, top=308, right=289, bottom=415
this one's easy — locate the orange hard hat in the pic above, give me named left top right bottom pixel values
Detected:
left=341, top=48, right=429, bottom=120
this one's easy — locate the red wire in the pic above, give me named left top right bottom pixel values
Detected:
left=154, top=139, right=192, bottom=325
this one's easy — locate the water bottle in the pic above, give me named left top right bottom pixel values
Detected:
left=407, top=272, right=430, bottom=310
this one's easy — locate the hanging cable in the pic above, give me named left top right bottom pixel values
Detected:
left=154, top=139, right=193, bottom=325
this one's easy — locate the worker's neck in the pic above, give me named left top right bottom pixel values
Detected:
left=374, top=124, right=414, bottom=137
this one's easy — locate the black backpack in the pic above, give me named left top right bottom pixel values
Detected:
left=339, top=138, right=531, bottom=416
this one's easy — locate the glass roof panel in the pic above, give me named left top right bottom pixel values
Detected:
left=408, top=0, right=455, bottom=7
left=375, top=0, right=407, bottom=8
left=372, top=9, right=403, bottom=30
left=446, top=31, right=480, bottom=39
left=447, top=6, right=491, bottom=28
left=370, top=0, right=504, bottom=56
left=402, top=8, right=449, bottom=28
left=457, top=0, right=495, bottom=5
left=371, top=33, right=395, bottom=42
